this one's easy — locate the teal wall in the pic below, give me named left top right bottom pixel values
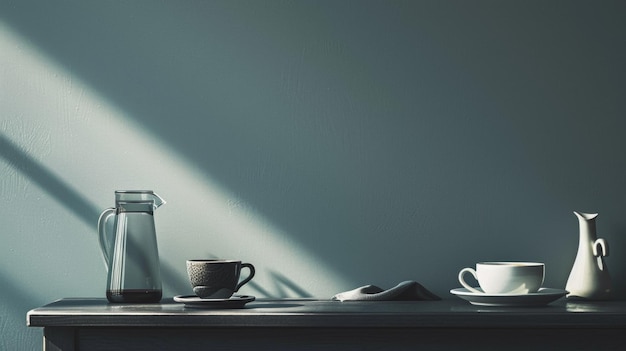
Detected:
left=2, top=0, right=626, bottom=348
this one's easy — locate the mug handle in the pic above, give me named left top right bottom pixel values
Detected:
left=458, top=267, right=482, bottom=294
left=235, top=263, right=256, bottom=292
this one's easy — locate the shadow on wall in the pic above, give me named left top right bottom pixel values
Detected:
left=0, top=0, right=545, bottom=292
left=2, top=1, right=626, bottom=297
left=0, top=132, right=315, bottom=297
left=0, top=133, right=99, bottom=226
left=248, top=271, right=313, bottom=298
left=0, top=132, right=188, bottom=295
left=0, top=1, right=455, bottom=291
left=0, top=271, right=42, bottom=350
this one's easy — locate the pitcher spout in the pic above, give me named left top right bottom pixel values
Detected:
left=574, top=211, right=598, bottom=221
left=151, top=192, right=166, bottom=210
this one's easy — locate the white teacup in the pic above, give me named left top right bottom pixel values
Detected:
left=458, top=262, right=545, bottom=294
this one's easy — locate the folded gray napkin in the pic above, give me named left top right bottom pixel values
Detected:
left=331, top=280, right=440, bottom=301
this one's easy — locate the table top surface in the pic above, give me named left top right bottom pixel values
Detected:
left=27, top=298, right=626, bottom=328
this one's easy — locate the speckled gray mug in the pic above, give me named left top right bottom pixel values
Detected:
left=186, top=259, right=255, bottom=299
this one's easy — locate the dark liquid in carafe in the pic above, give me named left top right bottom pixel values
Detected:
left=106, top=289, right=162, bottom=303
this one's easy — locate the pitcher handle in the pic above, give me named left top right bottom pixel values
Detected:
left=98, top=207, right=117, bottom=269
left=593, top=238, right=609, bottom=257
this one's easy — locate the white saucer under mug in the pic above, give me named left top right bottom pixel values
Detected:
left=450, top=287, right=567, bottom=307
left=173, top=294, right=255, bottom=309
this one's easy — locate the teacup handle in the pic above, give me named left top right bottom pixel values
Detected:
left=458, top=268, right=482, bottom=294
left=235, top=263, right=256, bottom=292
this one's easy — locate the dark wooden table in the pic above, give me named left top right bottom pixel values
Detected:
left=28, top=298, right=626, bottom=350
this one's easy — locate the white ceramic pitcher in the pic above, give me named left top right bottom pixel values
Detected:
left=565, top=211, right=611, bottom=300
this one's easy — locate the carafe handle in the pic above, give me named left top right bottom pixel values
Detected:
left=98, top=207, right=117, bottom=269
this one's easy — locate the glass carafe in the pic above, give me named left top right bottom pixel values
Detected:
left=98, top=190, right=165, bottom=303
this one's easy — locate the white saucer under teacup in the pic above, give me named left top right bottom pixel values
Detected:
left=450, top=288, right=567, bottom=307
